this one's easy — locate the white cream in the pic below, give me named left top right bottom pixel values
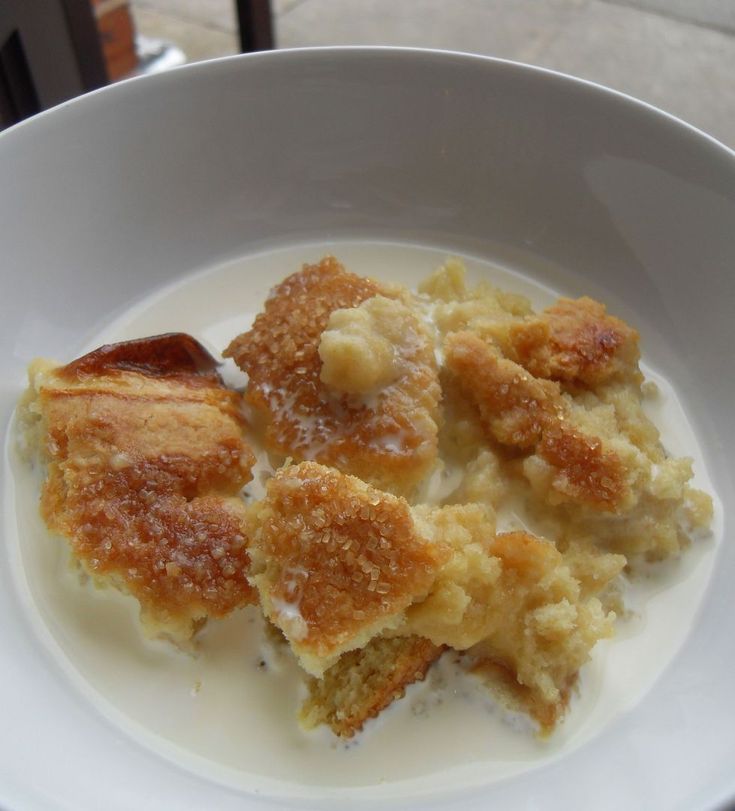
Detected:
left=6, top=242, right=723, bottom=797
left=270, top=597, right=308, bottom=641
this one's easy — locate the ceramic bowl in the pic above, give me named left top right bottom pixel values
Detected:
left=1, top=47, right=734, bottom=811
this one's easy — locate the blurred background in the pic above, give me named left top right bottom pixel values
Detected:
left=2, top=0, right=734, bottom=147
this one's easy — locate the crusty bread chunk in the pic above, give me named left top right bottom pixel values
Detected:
left=400, top=505, right=624, bottom=729
left=254, top=486, right=620, bottom=733
left=444, top=331, right=643, bottom=513
left=300, top=635, right=443, bottom=738
left=442, top=317, right=712, bottom=560
left=443, top=332, right=560, bottom=451
left=421, top=261, right=639, bottom=390
left=224, top=257, right=441, bottom=497
left=424, top=258, right=711, bottom=544
left=245, top=462, right=448, bottom=676
left=20, top=333, right=257, bottom=643
left=468, top=531, right=621, bottom=730
left=490, top=296, right=642, bottom=389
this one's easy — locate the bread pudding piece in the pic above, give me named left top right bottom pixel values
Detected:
left=224, top=257, right=441, bottom=497
left=418, top=257, right=533, bottom=339
left=245, top=462, right=448, bottom=676
left=20, top=333, right=257, bottom=643
left=300, top=635, right=443, bottom=738
left=443, top=326, right=712, bottom=559
left=470, top=531, right=622, bottom=729
left=443, top=333, right=560, bottom=451
left=420, top=260, right=640, bottom=389
left=527, top=456, right=714, bottom=562
left=402, top=505, right=624, bottom=730
left=488, top=296, right=642, bottom=389
left=444, top=331, right=646, bottom=513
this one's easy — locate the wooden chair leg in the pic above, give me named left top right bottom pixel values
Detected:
left=234, top=0, right=274, bottom=52
left=0, top=30, right=41, bottom=127
left=0, top=0, right=106, bottom=130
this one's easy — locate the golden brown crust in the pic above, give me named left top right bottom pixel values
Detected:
left=444, top=331, right=559, bottom=449
left=504, top=297, right=641, bottom=388
left=224, top=257, right=440, bottom=496
left=300, top=635, right=443, bottom=738
left=40, top=388, right=253, bottom=499
left=444, top=331, right=633, bottom=512
left=29, top=335, right=257, bottom=641
left=246, top=462, right=447, bottom=674
left=48, top=486, right=253, bottom=633
left=61, top=332, right=223, bottom=381
left=537, top=426, right=629, bottom=511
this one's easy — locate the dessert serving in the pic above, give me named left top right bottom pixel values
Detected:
left=18, top=255, right=713, bottom=744
left=19, top=334, right=257, bottom=642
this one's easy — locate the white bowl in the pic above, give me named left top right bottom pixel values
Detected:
left=1, top=48, right=734, bottom=811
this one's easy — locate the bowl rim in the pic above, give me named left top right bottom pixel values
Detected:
left=1, top=45, right=733, bottom=161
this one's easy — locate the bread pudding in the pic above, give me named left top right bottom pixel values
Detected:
left=21, top=256, right=713, bottom=742
left=19, top=333, right=257, bottom=643
left=223, top=256, right=441, bottom=498
left=245, top=461, right=447, bottom=676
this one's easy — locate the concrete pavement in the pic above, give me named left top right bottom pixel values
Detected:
left=130, top=0, right=735, bottom=148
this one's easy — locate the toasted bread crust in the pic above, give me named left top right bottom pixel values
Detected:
left=246, top=462, right=447, bottom=675
left=537, top=425, right=629, bottom=510
left=28, top=334, right=257, bottom=641
left=224, top=257, right=440, bottom=496
left=443, top=331, right=559, bottom=449
left=504, top=297, right=641, bottom=388
left=61, top=332, right=223, bottom=380
left=300, top=635, right=443, bottom=737
left=444, top=331, right=631, bottom=511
